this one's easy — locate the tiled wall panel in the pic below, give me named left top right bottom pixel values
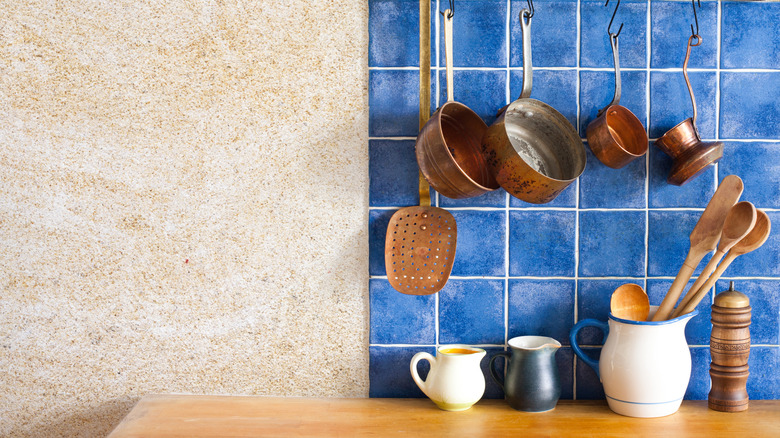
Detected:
left=369, top=0, right=780, bottom=400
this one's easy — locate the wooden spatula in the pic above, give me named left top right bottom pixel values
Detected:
left=651, top=175, right=743, bottom=321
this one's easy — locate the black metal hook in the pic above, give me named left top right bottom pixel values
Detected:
left=691, top=0, right=701, bottom=36
left=524, top=0, right=534, bottom=19
left=447, top=0, right=454, bottom=19
left=605, top=0, right=623, bottom=39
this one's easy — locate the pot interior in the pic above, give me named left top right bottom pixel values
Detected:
left=504, top=99, right=585, bottom=181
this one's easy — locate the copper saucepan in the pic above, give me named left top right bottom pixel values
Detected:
left=655, top=34, right=722, bottom=186
left=481, top=10, right=586, bottom=204
left=415, top=10, right=498, bottom=199
left=586, top=32, right=648, bottom=169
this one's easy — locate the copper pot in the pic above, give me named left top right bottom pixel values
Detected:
left=586, top=33, right=647, bottom=169
left=481, top=10, right=586, bottom=204
left=655, top=34, right=722, bottom=186
left=415, top=10, right=498, bottom=199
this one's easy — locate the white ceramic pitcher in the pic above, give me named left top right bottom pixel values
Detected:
left=570, top=306, right=698, bottom=417
left=410, top=345, right=486, bottom=411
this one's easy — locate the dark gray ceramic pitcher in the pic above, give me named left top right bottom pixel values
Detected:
left=489, top=336, right=561, bottom=412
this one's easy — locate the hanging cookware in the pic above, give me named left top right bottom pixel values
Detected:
left=481, top=8, right=586, bottom=204
left=415, top=9, right=498, bottom=199
left=586, top=0, right=647, bottom=169
left=384, top=1, right=457, bottom=295
left=655, top=32, right=722, bottom=186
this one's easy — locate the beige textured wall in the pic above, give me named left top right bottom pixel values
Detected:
left=0, top=0, right=369, bottom=436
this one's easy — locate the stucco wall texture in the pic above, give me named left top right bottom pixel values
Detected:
left=0, top=1, right=370, bottom=436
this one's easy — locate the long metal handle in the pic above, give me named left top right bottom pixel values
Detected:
left=683, top=34, right=702, bottom=127
left=443, top=10, right=454, bottom=102
left=418, top=0, right=431, bottom=207
left=519, top=10, right=533, bottom=99
left=599, top=34, right=621, bottom=115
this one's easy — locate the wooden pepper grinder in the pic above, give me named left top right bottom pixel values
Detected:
left=709, top=281, right=751, bottom=412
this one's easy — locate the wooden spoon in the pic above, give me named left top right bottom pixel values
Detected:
left=672, top=209, right=771, bottom=318
left=651, top=175, right=744, bottom=321
left=672, top=201, right=756, bottom=316
left=610, top=283, right=650, bottom=321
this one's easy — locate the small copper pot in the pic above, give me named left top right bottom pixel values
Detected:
left=656, top=35, right=722, bottom=186
left=481, top=11, right=586, bottom=204
left=586, top=34, right=648, bottom=169
left=415, top=10, right=498, bottom=199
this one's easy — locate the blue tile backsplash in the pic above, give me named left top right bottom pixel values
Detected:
left=368, top=0, right=780, bottom=401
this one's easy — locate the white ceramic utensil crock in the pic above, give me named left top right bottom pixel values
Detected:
left=570, top=306, right=698, bottom=418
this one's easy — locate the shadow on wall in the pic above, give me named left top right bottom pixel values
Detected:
left=7, top=397, right=136, bottom=438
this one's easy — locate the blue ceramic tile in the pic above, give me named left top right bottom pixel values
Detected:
left=450, top=210, right=506, bottom=277
left=370, top=279, right=436, bottom=344
left=439, top=0, right=507, bottom=68
left=440, top=188, right=507, bottom=209
left=580, top=70, right=647, bottom=138
left=575, top=347, right=605, bottom=400
left=369, top=0, right=425, bottom=67
left=369, top=140, right=419, bottom=207
left=580, top=0, right=647, bottom=68
left=577, top=279, right=643, bottom=344
left=646, top=278, right=712, bottom=346
left=716, top=280, right=780, bottom=345
left=439, top=279, right=505, bottom=345
left=748, top=347, right=780, bottom=400
left=579, top=144, right=646, bottom=209
left=720, top=72, right=780, bottom=140
left=648, top=144, right=717, bottom=208
left=369, top=210, right=394, bottom=276
left=370, top=346, right=434, bottom=397
left=649, top=71, right=717, bottom=139
left=718, top=143, right=780, bottom=210
left=509, top=211, right=576, bottom=277
left=436, top=69, right=507, bottom=127
left=721, top=2, right=780, bottom=69
left=650, top=0, right=718, bottom=69
left=686, top=347, right=711, bottom=400
left=557, top=347, right=575, bottom=400
left=482, top=347, right=508, bottom=399
left=510, top=0, right=578, bottom=68
left=579, top=211, right=645, bottom=277
left=369, top=70, right=420, bottom=137
left=648, top=210, right=710, bottom=277
left=510, top=69, right=578, bottom=129
left=509, top=182, right=577, bottom=208
left=508, top=279, right=575, bottom=344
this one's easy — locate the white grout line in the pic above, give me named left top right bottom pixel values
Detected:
left=573, top=0, right=582, bottom=399
left=644, top=0, right=651, bottom=291
left=369, top=136, right=780, bottom=143
left=369, top=66, right=780, bottom=73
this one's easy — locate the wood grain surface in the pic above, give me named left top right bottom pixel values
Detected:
left=108, top=395, right=780, bottom=437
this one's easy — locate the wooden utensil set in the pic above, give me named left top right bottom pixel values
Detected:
left=610, top=175, right=771, bottom=322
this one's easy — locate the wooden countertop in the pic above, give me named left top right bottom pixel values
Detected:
left=108, top=395, right=780, bottom=437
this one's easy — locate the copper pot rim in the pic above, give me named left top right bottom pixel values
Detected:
left=503, top=97, right=587, bottom=183
left=423, top=101, right=498, bottom=192
left=593, top=104, right=648, bottom=158
left=658, top=117, right=698, bottom=143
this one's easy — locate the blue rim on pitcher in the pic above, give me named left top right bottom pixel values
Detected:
left=610, top=308, right=699, bottom=326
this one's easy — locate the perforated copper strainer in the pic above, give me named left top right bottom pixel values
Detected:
left=384, top=1, right=457, bottom=295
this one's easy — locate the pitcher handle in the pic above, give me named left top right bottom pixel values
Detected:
left=488, top=351, right=511, bottom=392
left=569, top=319, right=609, bottom=379
left=410, top=351, right=436, bottom=396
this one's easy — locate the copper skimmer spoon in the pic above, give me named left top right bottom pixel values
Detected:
left=384, top=1, right=457, bottom=295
